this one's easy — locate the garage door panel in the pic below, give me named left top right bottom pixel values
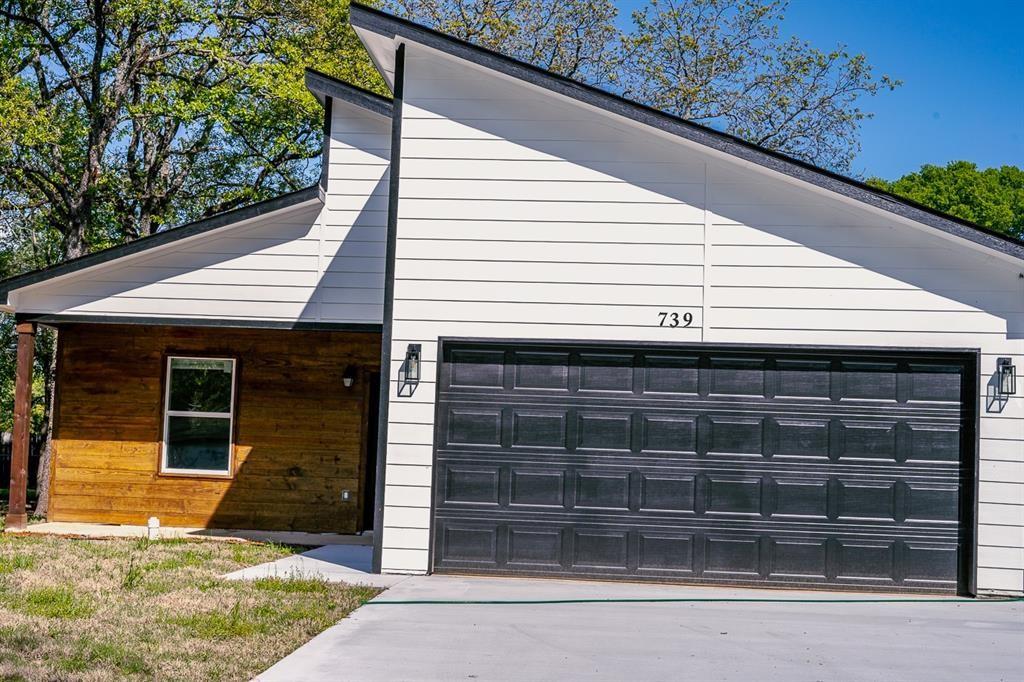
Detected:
left=642, top=355, right=700, bottom=394
left=447, top=408, right=503, bottom=447
left=507, top=527, right=563, bottom=567
left=573, top=530, right=631, bottom=570
left=432, top=342, right=972, bottom=592
left=511, top=411, right=567, bottom=448
left=442, top=465, right=501, bottom=505
left=578, top=353, right=635, bottom=392
left=637, top=532, right=696, bottom=573
left=774, top=479, right=830, bottom=518
left=513, top=351, right=570, bottom=390
left=835, top=540, right=896, bottom=582
left=774, top=419, right=831, bottom=458
left=769, top=538, right=829, bottom=579
left=641, top=415, right=699, bottom=453
left=705, top=476, right=765, bottom=516
left=509, top=469, right=566, bottom=507
left=776, top=360, right=832, bottom=398
left=837, top=420, right=898, bottom=460
left=575, top=471, right=631, bottom=509
left=709, top=357, right=767, bottom=396
left=639, top=474, right=697, bottom=512
left=706, top=416, right=765, bottom=455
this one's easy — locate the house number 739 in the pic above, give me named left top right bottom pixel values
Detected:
left=657, top=311, right=693, bottom=327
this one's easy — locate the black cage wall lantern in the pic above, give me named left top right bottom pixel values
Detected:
left=398, top=344, right=421, bottom=395
left=342, top=365, right=357, bottom=388
left=997, top=358, right=1017, bottom=397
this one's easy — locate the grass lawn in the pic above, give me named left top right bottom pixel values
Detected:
left=0, top=534, right=380, bottom=680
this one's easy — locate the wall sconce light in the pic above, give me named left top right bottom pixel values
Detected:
left=997, top=358, right=1016, bottom=397
left=398, top=344, right=421, bottom=395
left=342, top=365, right=357, bottom=388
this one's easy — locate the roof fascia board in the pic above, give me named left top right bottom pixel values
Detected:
left=304, top=69, right=393, bottom=118
left=15, top=313, right=383, bottom=332
left=0, top=185, right=322, bottom=304
left=349, top=3, right=1024, bottom=263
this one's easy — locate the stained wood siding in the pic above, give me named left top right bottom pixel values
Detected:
left=48, top=324, right=380, bottom=532
left=377, top=46, right=1024, bottom=594
left=11, top=98, right=390, bottom=324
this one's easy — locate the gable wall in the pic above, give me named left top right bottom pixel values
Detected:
left=11, top=99, right=391, bottom=325
left=377, top=45, right=1024, bottom=593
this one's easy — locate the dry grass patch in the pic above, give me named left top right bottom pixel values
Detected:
left=0, top=535, right=381, bottom=681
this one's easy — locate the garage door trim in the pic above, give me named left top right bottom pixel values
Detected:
left=428, top=337, right=980, bottom=594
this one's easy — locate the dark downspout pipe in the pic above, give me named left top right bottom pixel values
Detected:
left=372, top=43, right=406, bottom=574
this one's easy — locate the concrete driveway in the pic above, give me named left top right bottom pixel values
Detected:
left=257, top=576, right=1023, bottom=682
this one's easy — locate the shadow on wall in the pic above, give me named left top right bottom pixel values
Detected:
left=17, top=173, right=389, bottom=331
left=400, top=54, right=1024, bottom=346
left=298, top=175, right=389, bottom=324
left=49, top=324, right=380, bottom=534
left=207, top=329, right=381, bottom=533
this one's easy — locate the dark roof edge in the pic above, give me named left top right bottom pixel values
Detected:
left=0, top=185, right=322, bottom=301
left=304, top=68, right=393, bottom=118
left=350, top=3, right=1024, bottom=262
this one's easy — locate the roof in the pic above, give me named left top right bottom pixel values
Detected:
left=304, top=68, right=393, bottom=118
left=0, top=186, right=321, bottom=304
left=349, top=3, right=1024, bottom=262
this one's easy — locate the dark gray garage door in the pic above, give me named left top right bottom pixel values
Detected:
left=431, top=341, right=975, bottom=593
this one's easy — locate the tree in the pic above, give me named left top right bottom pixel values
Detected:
left=618, top=0, right=898, bottom=172
left=385, top=0, right=621, bottom=85
left=0, top=0, right=384, bottom=260
left=869, top=162, right=1024, bottom=240
left=390, top=1, right=898, bottom=173
left=0, top=0, right=385, bottom=513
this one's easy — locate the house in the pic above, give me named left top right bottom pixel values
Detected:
left=2, top=4, right=1021, bottom=596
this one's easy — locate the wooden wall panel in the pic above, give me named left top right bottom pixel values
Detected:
left=48, top=324, right=381, bottom=533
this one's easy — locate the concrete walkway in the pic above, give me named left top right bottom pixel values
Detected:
left=257, top=575, right=1024, bottom=682
left=11, top=521, right=372, bottom=547
left=222, top=544, right=405, bottom=588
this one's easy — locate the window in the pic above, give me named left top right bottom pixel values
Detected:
left=161, top=357, right=236, bottom=475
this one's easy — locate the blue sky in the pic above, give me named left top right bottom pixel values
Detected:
left=616, top=0, right=1024, bottom=179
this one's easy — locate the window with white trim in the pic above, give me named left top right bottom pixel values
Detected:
left=161, top=357, right=236, bottom=475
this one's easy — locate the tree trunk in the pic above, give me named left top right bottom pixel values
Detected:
left=33, top=330, right=57, bottom=517
left=34, top=218, right=86, bottom=518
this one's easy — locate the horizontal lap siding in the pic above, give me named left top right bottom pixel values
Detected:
left=49, top=324, right=381, bottom=532
left=376, top=47, right=1024, bottom=591
left=706, top=179, right=1024, bottom=595
left=14, top=99, right=390, bottom=324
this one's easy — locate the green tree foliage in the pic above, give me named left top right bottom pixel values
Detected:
left=869, top=162, right=1024, bottom=240
left=389, top=0, right=899, bottom=173
left=0, top=0, right=384, bottom=264
left=386, top=0, right=621, bottom=84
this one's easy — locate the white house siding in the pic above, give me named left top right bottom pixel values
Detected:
left=377, top=44, right=1024, bottom=594
left=10, top=98, right=391, bottom=325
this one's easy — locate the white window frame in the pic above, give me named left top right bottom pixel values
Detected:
left=160, top=356, right=237, bottom=477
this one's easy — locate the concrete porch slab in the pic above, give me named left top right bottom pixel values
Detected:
left=222, top=544, right=406, bottom=588
left=9, top=521, right=373, bottom=547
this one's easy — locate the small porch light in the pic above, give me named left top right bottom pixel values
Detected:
left=398, top=344, right=421, bottom=394
left=342, top=365, right=357, bottom=388
left=997, top=358, right=1017, bottom=397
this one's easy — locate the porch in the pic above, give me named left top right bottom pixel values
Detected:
left=5, top=322, right=382, bottom=536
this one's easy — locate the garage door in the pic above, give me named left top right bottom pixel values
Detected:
left=431, top=341, right=975, bottom=593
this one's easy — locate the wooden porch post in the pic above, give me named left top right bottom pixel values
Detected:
left=6, top=321, right=35, bottom=530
